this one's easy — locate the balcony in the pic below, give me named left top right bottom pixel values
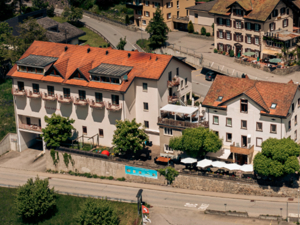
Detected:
left=168, top=95, right=179, bottom=104
left=42, top=92, right=57, bottom=101
left=74, top=98, right=89, bottom=106
left=167, top=77, right=180, bottom=88
left=27, top=90, right=41, bottom=99
left=158, top=117, right=208, bottom=129
left=172, top=15, right=189, bottom=23
left=12, top=88, right=26, bottom=96
left=57, top=95, right=73, bottom=104
left=106, top=102, right=122, bottom=111
left=89, top=100, right=105, bottom=109
left=230, top=143, right=254, bottom=155
left=19, top=122, right=42, bottom=132
left=126, top=2, right=143, bottom=9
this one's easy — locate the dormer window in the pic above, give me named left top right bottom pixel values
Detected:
left=240, top=99, right=248, bottom=113
left=19, top=66, right=26, bottom=72
left=270, top=103, right=277, bottom=109
left=272, top=9, right=278, bottom=17
left=235, top=9, right=243, bottom=16
left=217, top=96, right=223, bottom=101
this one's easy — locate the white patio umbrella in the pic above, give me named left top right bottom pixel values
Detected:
left=196, top=159, right=212, bottom=168
left=181, top=157, right=197, bottom=164
left=224, top=163, right=241, bottom=171
left=211, top=161, right=227, bottom=168
left=240, top=164, right=253, bottom=172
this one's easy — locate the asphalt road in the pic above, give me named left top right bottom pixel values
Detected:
left=0, top=169, right=298, bottom=219
left=192, top=69, right=212, bottom=98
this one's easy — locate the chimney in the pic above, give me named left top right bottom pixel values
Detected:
left=87, top=48, right=90, bottom=53
left=65, top=46, right=68, bottom=51
left=155, top=56, right=158, bottom=61
left=128, top=53, right=131, bottom=58
left=106, top=50, right=109, bottom=55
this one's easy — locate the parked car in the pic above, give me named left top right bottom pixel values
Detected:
left=205, top=71, right=217, bottom=81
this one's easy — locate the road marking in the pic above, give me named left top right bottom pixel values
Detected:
left=184, top=203, right=198, bottom=208
left=198, top=204, right=209, bottom=211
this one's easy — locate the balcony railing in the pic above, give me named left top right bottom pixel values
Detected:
left=74, top=98, right=89, bottom=106
left=89, top=100, right=105, bottom=109
left=12, top=88, right=26, bottom=96
left=158, top=117, right=208, bottom=129
left=19, top=123, right=42, bottom=132
left=167, top=77, right=180, bottom=88
left=42, top=92, right=57, bottom=101
left=230, top=143, right=254, bottom=155
left=106, top=102, right=122, bottom=111
left=27, top=90, right=41, bottom=99
left=168, top=95, right=179, bottom=104
left=57, top=95, right=73, bottom=104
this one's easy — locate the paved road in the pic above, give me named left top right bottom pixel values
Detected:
left=0, top=168, right=298, bottom=220
left=192, top=69, right=212, bottom=97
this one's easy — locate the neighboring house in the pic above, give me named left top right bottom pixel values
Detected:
left=36, top=17, right=86, bottom=44
left=126, top=0, right=195, bottom=31
left=202, top=75, right=300, bottom=165
left=209, top=0, right=300, bottom=59
left=186, top=0, right=217, bottom=34
left=7, top=41, right=194, bottom=152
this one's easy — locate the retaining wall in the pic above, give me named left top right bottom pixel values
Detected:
left=0, top=133, right=18, bottom=155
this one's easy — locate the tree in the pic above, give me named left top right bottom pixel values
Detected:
left=125, top=14, right=130, bottom=25
left=0, top=22, right=13, bottom=43
left=76, top=198, right=119, bottom=225
left=47, top=5, right=55, bottom=17
left=146, top=8, right=169, bottom=49
left=41, top=114, right=75, bottom=148
left=254, top=138, right=300, bottom=177
left=15, top=176, right=56, bottom=222
left=116, top=37, right=126, bottom=50
left=62, top=6, right=83, bottom=23
left=158, top=166, right=179, bottom=184
left=169, top=127, right=222, bottom=158
left=32, top=0, right=49, bottom=10
left=0, top=0, right=15, bottom=21
left=187, top=21, right=194, bottom=33
left=201, top=27, right=206, bottom=35
left=112, top=119, right=148, bottom=155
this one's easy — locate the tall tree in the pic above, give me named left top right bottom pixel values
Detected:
left=254, top=138, right=300, bottom=177
left=0, top=0, right=15, bottom=21
left=146, top=8, right=169, bottom=49
left=32, top=0, right=49, bottom=10
left=169, top=126, right=222, bottom=158
left=62, top=6, right=83, bottom=23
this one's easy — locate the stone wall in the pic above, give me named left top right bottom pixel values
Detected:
left=0, top=133, right=18, bottom=155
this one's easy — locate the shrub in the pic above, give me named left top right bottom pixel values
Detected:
left=15, top=177, right=56, bottom=222
left=206, top=32, right=210, bottom=36
left=125, top=14, right=130, bottom=25
left=100, top=176, right=106, bottom=179
left=193, top=31, right=199, bottom=34
left=201, top=27, right=206, bottom=35
left=195, top=102, right=200, bottom=106
left=229, top=50, right=234, bottom=57
left=117, top=177, right=126, bottom=181
left=223, top=51, right=225, bottom=55
left=107, top=176, right=114, bottom=180
left=187, top=99, right=192, bottom=105
left=187, top=21, right=194, bottom=33
left=214, top=48, right=218, bottom=53
left=158, top=167, right=179, bottom=184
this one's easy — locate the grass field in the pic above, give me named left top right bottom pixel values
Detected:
left=51, top=17, right=108, bottom=47
left=0, top=186, right=139, bottom=225
left=0, top=79, right=16, bottom=141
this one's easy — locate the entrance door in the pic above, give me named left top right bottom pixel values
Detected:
left=169, top=88, right=172, bottom=96
left=236, top=46, right=242, bottom=56
left=241, top=135, right=247, bottom=147
left=38, top=119, right=41, bottom=127
left=26, top=117, right=31, bottom=125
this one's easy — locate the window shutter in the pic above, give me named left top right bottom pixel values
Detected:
left=230, top=20, right=232, bottom=27
left=217, top=31, right=219, bottom=38
left=287, top=19, right=289, bottom=27
left=241, top=22, right=243, bottom=29
left=274, top=23, right=276, bottom=30
left=217, top=43, right=220, bottom=50
left=234, top=20, right=236, bottom=28
left=269, top=23, right=271, bottom=30
left=230, top=33, right=232, bottom=40
left=171, top=2, right=173, bottom=7
left=241, top=35, right=243, bottom=42
left=225, top=45, right=227, bottom=52
left=245, top=36, right=247, bottom=43
left=282, top=19, right=284, bottom=27
left=234, top=33, right=236, bottom=41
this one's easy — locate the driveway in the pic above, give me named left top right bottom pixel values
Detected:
left=0, top=149, right=45, bottom=172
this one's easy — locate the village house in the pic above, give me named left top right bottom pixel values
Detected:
left=202, top=75, right=300, bottom=165
left=7, top=41, right=194, bottom=152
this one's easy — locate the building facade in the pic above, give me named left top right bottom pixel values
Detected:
left=210, top=0, right=300, bottom=58
left=126, top=0, right=195, bottom=30
left=8, top=41, right=194, bottom=152
left=202, top=75, right=300, bottom=165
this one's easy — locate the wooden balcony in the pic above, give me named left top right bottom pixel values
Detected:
left=57, top=95, right=73, bottom=104
left=230, top=143, right=254, bottom=155
left=158, top=117, right=208, bottom=129
left=168, top=95, right=179, bottom=104
left=89, top=100, right=105, bottom=109
left=12, top=88, right=26, bottom=96
left=74, top=98, right=89, bottom=106
left=167, top=77, right=180, bottom=88
left=106, top=102, right=122, bottom=111
left=19, top=123, right=42, bottom=132
left=27, top=90, right=41, bottom=99
left=42, top=93, right=57, bottom=101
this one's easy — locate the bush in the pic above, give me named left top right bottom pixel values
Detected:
left=193, top=31, right=199, bottom=34
left=187, top=99, right=192, bottom=105
left=117, top=177, right=126, bottom=181
left=214, top=48, right=218, bottom=53
left=201, top=27, right=206, bottom=35
left=15, top=177, right=56, bottom=222
left=195, top=102, right=200, bottom=106
left=107, top=176, right=114, bottom=180
left=206, top=32, right=210, bottom=36
left=76, top=198, right=120, bottom=225
left=158, top=167, right=179, bottom=184
left=187, top=21, right=194, bottom=33
left=47, top=5, right=55, bottom=17
left=223, top=51, right=226, bottom=55
left=229, top=50, right=234, bottom=57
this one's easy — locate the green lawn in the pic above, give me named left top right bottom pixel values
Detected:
left=0, top=186, right=139, bottom=225
left=50, top=17, right=108, bottom=47
left=0, top=79, right=16, bottom=141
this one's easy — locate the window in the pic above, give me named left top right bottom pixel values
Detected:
left=218, top=18, right=223, bottom=25
left=99, top=129, right=104, bottom=137
left=280, top=7, right=286, bottom=15
left=288, top=120, right=291, bottom=130
left=295, top=115, right=298, bottom=126
left=256, top=122, right=263, bottom=131
left=144, top=120, right=149, bottom=128
left=219, top=43, right=223, bottom=51
left=256, top=138, right=263, bottom=147
left=226, top=118, right=232, bottom=127
left=226, top=19, right=230, bottom=26
left=240, top=99, right=248, bottom=113
left=283, top=19, right=288, bottom=28
left=112, top=95, right=119, bottom=105
left=235, top=9, right=242, bottom=16
left=63, top=88, right=70, bottom=98
left=164, top=128, right=173, bottom=135
left=255, top=36, right=259, bottom=45
left=137, top=10, right=142, bottom=15
left=145, top=11, right=149, bottom=17
left=167, top=13, right=171, bottom=19
left=26, top=117, right=31, bottom=125
left=247, top=35, right=251, bottom=44
left=195, top=13, right=198, bottom=18
left=292, top=103, right=295, bottom=112
left=226, top=133, right=232, bottom=142
left=272, top=9, right=278, bottom=17
left=287, top=8, right=290, bottom=15
left=92, top=75, right=100, bottom=81
left=236, top=21, right=241, bottom=29
left=154, top=2, right=160, bottom=8
left=217, top=96, right=223, bottom=101
left=236, top=33, right=242, bottom=42
left=241, top=120, right=247, bottom=129
left=36, top=68, right=43, bottom=74
left=295, top=130, right=297, bottom=141
left=270, top=23, right=275, bottom=31
left=285, top=40, right=291, bottom=48
left=18, top=81, right=24, bottom=91
left=166, top=2, right=171, bottom=8
left=145, top=1, right=149, bottom=6
left=95, top=92, right=103, bottom=102
left=185, top=78, right=187, bottom=86
left=164, top=144, right=173, bottom=153
left=271, top=124, right=277, bottom=133
left=255, top=24, right=260, bottom=31
left=143, top=102, right=149, bottom=111
left=219, top=30, right=223, bottom=38
left=143, top=83, right=148, bottom=91
left=82, top=126, right=87, bottom=135
left=101, top=76, right=110, bottom=82
left=246, top=22, right=251, bottom=30
left=177, top=1, right=179, bottom=8
left=270, top=103, right=277, bottom=109
left=168, top=71, right=172, bottom=81
left=213, top=116, right=219, bottom=125
left=142, top=20, right=146, bottom=25
left=47, top=86, right=54, bottom=96
left=19, top=66, right=26, bottom=72
left=176, top=67, right=179, bottom=75
left=32, top=83, right=39, bottom=93
left=226, top=32, right=230, bottom=40
left=78, top=90, right=86, bottom=100
left=214, top=131, right=219, bottom=137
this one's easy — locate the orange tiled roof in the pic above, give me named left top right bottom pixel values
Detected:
left=202, top=76, right=298, bottom=117
left=8, top=41, right=176, bottom=92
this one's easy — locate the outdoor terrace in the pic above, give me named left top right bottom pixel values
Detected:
left=168, top=95, right=179, bottom=104
left=167, top=77, right=180, bottom=88
left=42, top=93, right=57, bottom=101
left=230, top=143, right=254, bottom=155
left=12, top=88, right=26, bottom=96
left=74, top=98, right=89, bottom=106
left=26, top=90, right=41, bottom=99
left=57, top=95, right=73, bottom=104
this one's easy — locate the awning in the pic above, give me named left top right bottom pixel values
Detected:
left=240, top=164, right=253, bottom=172
left=206, top=149, right=231, bottom=160
left=262, top=49, right=281, bottom=56
left=196, top=159, right=212, bottom=168
left=181, top=157, right=197, bottom=164
left=160, top=104, right=198, bottom=115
